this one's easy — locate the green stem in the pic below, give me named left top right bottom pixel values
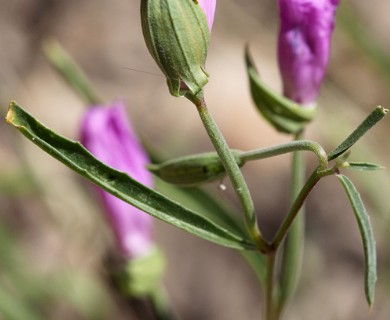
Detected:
left=195, top=100, right=268, bottom=252
left=275, top=132, right=306, bottom=318
left=272, top=167, right=335, bottom=249
left=241, top=140, right=327, bottom=170
left=264, top=253, right=276, bottom=320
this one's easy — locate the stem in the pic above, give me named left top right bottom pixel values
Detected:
left=195, top=100, right=268, bottom=252
left=264, top=253, right=276, bottom=320
left=241, top=140, right=327, bottom=170
left=275, top=132, right=305, bottom=317
left=272, top=167, right=335, bottom=249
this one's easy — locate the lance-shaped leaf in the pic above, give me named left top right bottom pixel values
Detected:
left=5, top=102, right=256, bottom=251
left=328, top=106, right=388, bottom=161
left=337, top=174, right=377, bottom=306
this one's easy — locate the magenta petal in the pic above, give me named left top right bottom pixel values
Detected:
left=80, top=101, right=154, bottom=259
left=198, top=0, right=217, bottom=31
left=278, top=0, right=339, bottom=104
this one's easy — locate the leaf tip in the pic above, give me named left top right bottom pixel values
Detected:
left=5, top=101, right=17, bottom=124
left=367, top=295, right=375, bottom=308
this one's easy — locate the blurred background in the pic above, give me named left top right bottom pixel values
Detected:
left=1, top=0, right=389, bottom=319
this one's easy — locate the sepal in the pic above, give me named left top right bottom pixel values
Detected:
left=114, top=247, right=166, bottom=298
left=245, top=47, right=316, bottom=134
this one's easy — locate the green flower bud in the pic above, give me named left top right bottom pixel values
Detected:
left=149, top=151, right=243, bottom=187
left=141, top=0, right=210, bottom=103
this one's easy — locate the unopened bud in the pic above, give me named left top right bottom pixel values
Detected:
left=141, top=0, right=211, bottom=103
left=149, top=151, right=243, bottom=187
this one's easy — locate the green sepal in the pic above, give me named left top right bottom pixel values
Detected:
left=141, top=0, right=210, bottom=101
left=245, top=47, right=316, bottom=134
left=337, top=174, right=377, bottom=306
left=342, top=162, right=385, bottom=171
left=6, top=102, right=256, bottom=251
left=115, top=247, right=166, bottom=298
left=149, top=150, right=243, bottom=187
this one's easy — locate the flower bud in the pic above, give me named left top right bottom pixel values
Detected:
left=278, top=0, right=340, bottom=104
left=141, top=0, right=211, bottom=103
left=80, top=101, right=154, bottom=259
left=149, top=150, right=242, bottom=187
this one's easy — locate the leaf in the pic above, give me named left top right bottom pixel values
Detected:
left=5, top=101, right=256, bottom=251
left=43, top=39, right=100, bottom=105
left=343, top=162, right=385, bottom=171
left=155, top=179, right=248, bottom=238
left=328, top=106, right=388, bottom=161
left=336, top=174, right=377, bottom=306
left=245, top=46, right=316, bottom=134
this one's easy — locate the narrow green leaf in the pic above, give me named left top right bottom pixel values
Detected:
left=328, top=106, right=388, bottom=161
left=42, top=39, right=100, bottom=105
left=337, top=174, right=377, bottom=306
left=343, top=162, right=385, bottom=171
left=5, top=101, right=256, bottom=251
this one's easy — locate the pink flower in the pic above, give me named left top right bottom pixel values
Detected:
left=80, top=101, right=154, bottom=259
left=198, top=0, right=217, bottom=31
left=278, top=0, right=339, bottom=104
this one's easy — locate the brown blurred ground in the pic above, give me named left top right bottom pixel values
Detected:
left=1, top=1, right=390, bottom=319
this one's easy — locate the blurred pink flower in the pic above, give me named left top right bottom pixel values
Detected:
left=80, top=101, right=154, bottom=259
left=278, top=0, right=339, bottom=104
left=198, top=0, right=217, bottom=30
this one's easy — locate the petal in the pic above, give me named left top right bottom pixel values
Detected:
left=198, top=0, right=217, bottom=30
left=80, top=101, right=154, bottom=258
left=277, top=0, right=339, bottom=104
